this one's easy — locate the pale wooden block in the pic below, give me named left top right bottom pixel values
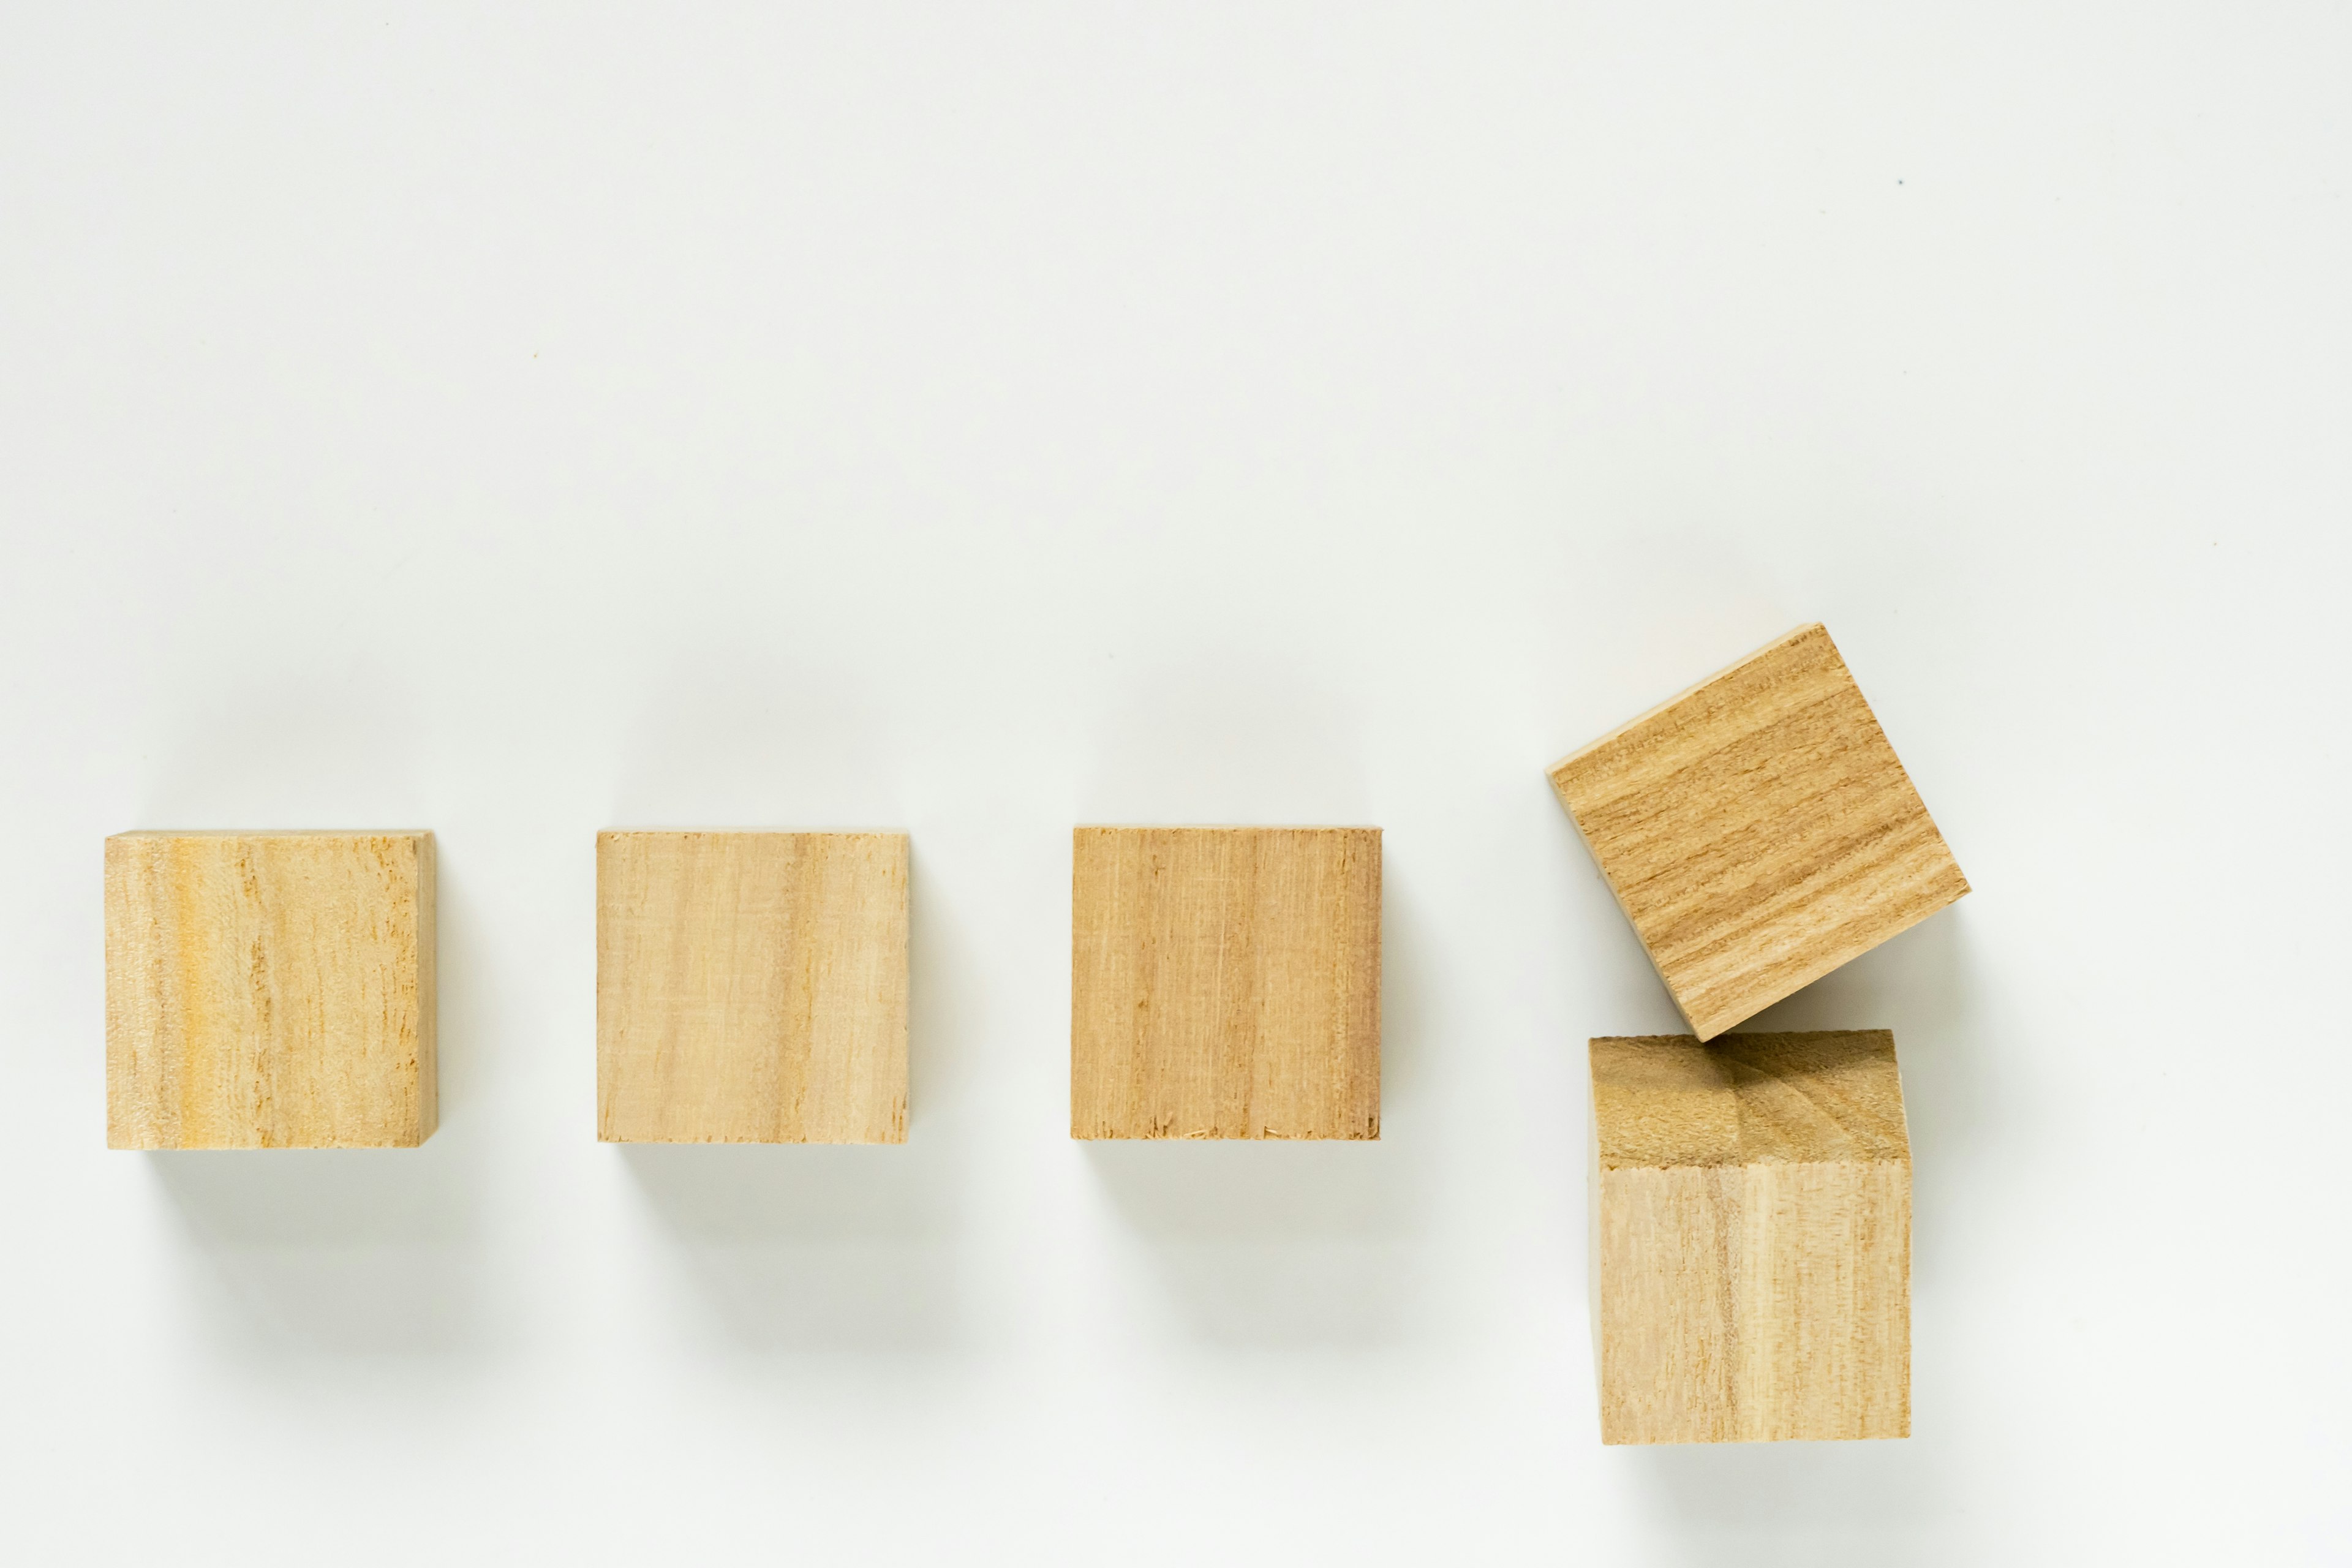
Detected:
left=105, top=831, right=437, bottom=1149
left=1591, top=1031, right=1911, bottom=1444
left=597, top=831, right=908, bottom=1144
left=1071, top=826, right=1380, bottom=1140
left=1550, top=624, right=1969, bottom=1041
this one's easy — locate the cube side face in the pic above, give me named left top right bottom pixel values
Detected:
left=105, top=832, right=434, bottom=1149
left=1596, top=1160, right=1911, bottom=1444
left=1736, top=1159, right=1911, bottom=1441
left=1071, top=827, right=1380, bottom=1140
left=1597, top=1165, right=1738, bottom=1444
left=1551, top=625, right=1967, bottom=1040
left=597, top=832, right=910, bottom=1144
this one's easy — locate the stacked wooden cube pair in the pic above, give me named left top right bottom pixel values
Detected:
left=1556, top=624, right=1966, bottom=1445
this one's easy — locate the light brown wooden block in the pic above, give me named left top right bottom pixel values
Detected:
left=597, top=831, right=908, bottom=1144
left=1549, top=625, right=1969, bottom=1041
left=1591, top=1030, right=1910, bottom=1444
left=1071, top=826, right=1379, bottom=1140
left=105, top=831, right=437, bottom=1149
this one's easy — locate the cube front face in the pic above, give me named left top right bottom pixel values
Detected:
left=105, top=832, right=437, bottom=1149
left=597, top=831, right=908, bottom=1144
left=1550, top=625, right=1968, bottom=1041
left=1071, top=826, right=1380, bottom=1140
left=1591, top=1032, right=1911, bottom=1445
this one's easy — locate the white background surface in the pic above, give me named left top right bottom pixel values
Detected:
left=3, top=5, right=2347, bottom=1562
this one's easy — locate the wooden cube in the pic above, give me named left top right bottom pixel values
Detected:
left=1591, top=1030, right=1911, bottom=1444
left=105, top=831, right=437, bottom=1149
left=1071, top=826, right=1380, bottom=1140
left=1549, top=624, right=1968, bottom=1041
left=597, top=831, right=908, bottom=1144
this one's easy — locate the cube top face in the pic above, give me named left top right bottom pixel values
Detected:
left=597, top=830, right=909, bottom=1145
left=1071, top=826, right=1380, bottom=1140
left=1591, top=1031, right=1910, bottom=1445
left=105, top=831, right=437, bottom=1150
left=1591, top=1030, right=1909, bottom=1169
left=1549, top=624, right=1968, bottom=1041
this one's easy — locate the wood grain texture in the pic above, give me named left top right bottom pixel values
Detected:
left=1071, top=826, right=1379, bottom=1140
left=1591, top=1031, right=1910, bottom=1445
left=597, top=831, right=908, bottom=1144
left=1549, top=624, right=1969, bottom=1041
left=105, top=831, right=437, bottom=1149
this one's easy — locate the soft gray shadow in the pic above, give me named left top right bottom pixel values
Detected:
left=1617, top=1439, right=1959, bottom=1567
left=620, top=1143, right=962, bottom=1353
left=1081, top=869, right=1439, bottom=1348
left=1085, top=1140, right=1412, bottom=1348
left=148, top=1145, right=486, bottom=1358
left=144, top=847, right=496, bottom=1360
left=905, top=835, right=986, bottom=1116
left=1379, top=850, right=1440, bottom=1119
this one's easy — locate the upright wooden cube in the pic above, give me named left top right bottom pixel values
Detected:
left=105, top=831, right=437, bottom=1149
left=1071, top=826, right=1380, bottom=1140
left=1549, top=624, right=1968, bottom=1041
left=1591, top=1030, right=1911, bottom=1444
left=597, top=831, right=908, bottom=1144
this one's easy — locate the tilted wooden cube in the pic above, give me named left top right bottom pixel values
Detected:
left=1071, top=826, right=1380, bottom=1140
left=1591, top=1031, right=1911, bottom=1444
left=1549, top=624, right=1968, bottom=1041
left=105, top=831, right=437, bottom=1148
left=597, top=831, right=908, bottom=1144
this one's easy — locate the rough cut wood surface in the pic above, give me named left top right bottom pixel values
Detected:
left=105, top=831, right=437, bottom=1149
left=1591, top=1031, right=1910, bottom=1445
left=1549, top=624, right=1968, bottom=1041
left=598, top=831, right=908, bottom=1144
left=1071, top=826, right=1380, bottom=1140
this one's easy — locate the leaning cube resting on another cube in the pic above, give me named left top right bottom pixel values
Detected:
left=1071, top=826, right=1381, bottom=1140
left=597, top=830, right=909, bottom=1144
left=1550, top=624, right=1968, bottom=1041
left=105, top=831, right=437, bottom=1149
left=1591, top=1030, right=1911, bottom=1444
